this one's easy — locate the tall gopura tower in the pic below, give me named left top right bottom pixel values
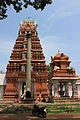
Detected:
left=4, top=21, right=48, bottom=100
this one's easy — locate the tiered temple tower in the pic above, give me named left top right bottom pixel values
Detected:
left=49, top=51, right=79, bottom=99
left=4, top=21, right=48, bottom=100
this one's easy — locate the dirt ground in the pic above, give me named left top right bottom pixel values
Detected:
left=0, top=114, right=80, bottom=120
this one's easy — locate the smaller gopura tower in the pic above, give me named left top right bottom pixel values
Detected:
left=49, top=51, right=79, bottom=98
left=4, top=20, right=48, bottom=100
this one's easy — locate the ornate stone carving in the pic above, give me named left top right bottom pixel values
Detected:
left=4, top=21, right=48, bottom=100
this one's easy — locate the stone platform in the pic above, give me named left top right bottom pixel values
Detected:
left=21, top=98, right=35, bottom=104
left=53, top=97, right=79, bottom=103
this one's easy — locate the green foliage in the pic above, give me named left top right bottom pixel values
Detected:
left=0, top=105, right=32, bottom=114
left=1, top=103, right=80, bottom=115
left=47, top=64, right=50, bottom=73
left=0, top=0, right=52, bottom=20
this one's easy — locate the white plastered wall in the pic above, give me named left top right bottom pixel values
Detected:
left=69, top=84, right=72, bottom=97
left=78, top=84, right=80, bottom=98
left=0, top=86, right=4, bottom=100
left=0, top=73, right=6, bottom=100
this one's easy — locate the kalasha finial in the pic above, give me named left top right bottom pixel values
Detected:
left=35, top=20, right=37, bottom=27
left=23, top=20, right=25, bottom=24
left=30, top=20, right=31, bottom=24
left=32, top=20, right=34, bottom=25
left=26, top=20, right=27, bottom=25
left=20, top=20, right=22, bottom=27
left=28, top=20, right=29, bottom=24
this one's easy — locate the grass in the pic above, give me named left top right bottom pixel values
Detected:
left=46, top=103, right=80, bottom=114
left=47, top=119, right=80, bottom=120
left=0, top=103, right=80, bottom=114
left=0, top=105, right=32, bottom=114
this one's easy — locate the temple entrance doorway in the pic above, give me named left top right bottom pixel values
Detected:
left=20, top=79, right=35, bottom=99
left=59, top=82, right=65, bottom=97
left=58, top=81, right=69, bottom=97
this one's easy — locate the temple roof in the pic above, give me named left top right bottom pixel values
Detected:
left=52, top=51, right=69, bottom=61
left=20, top=20, right=37, bottom=32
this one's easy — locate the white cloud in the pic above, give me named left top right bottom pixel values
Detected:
left=49, top=10, right=74, bottom=21
left=0, top=39, right=14, bottom=71
left=40, top=35, right=67, bottom=64
left=40, top=35, right=80, bottom=67
left=48, top=0, right=80, bottom=21
left=0, top=39, right=14, bottom=53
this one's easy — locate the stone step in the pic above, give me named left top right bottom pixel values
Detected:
left=52, top=97, right=79, bottom=103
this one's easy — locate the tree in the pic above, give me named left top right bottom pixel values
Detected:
left=0, top=0, right=52, bottom=20
left=47, top=64, right=51, bottom=73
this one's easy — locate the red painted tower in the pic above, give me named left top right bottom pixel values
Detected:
left=4, top=21, right=48, bottom=100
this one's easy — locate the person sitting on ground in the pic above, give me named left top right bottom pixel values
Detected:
left=34, top=96, right=40, bottom=109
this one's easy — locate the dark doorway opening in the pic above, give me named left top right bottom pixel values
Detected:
left=26, top=91, right=31, bottom=98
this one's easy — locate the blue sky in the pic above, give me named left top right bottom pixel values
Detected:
left=0, top=0, right=80, bottom=76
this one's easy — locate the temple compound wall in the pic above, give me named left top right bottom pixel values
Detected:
left=0, top=72, right=6, bottom=100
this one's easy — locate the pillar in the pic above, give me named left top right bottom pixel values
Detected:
left=76, top=84, right=78, bottom=97
left=65, top=82, right=69, bottom=97
left=72, top=80, right=76, bottom=97
left=54, top=80, right=58, bottom=97
left=57, top=82, right=59, bottom=97
left=49, top=80, right=52, bottom=98
left=26, top=31, right=32, bottom=98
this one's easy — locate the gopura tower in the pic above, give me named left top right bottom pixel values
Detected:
left=4, top=21, right=48, bottom=100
